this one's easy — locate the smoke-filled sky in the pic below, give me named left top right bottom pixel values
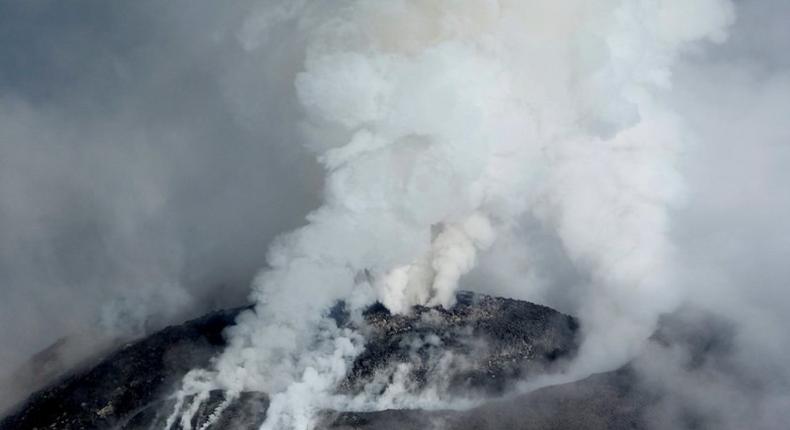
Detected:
left=0, top=0, right=321, bottom=366
left=1, top=0, right=789, bottom=428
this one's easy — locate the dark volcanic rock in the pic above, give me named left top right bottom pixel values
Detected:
left=342, top=291, right=578, bottom=396
left=326, top=366, right=652, bottom=430
left=124, top=390, right=270, bottom=430
left=0, top=307, right=248, bottom=430
left=1, top=292, right=584, bottom=429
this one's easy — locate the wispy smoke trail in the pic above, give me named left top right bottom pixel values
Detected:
left=172, top=1, right=735, bottom=427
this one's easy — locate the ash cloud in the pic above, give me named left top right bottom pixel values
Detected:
left=186, top=1, right=739, bottom=427
left=472, top=0, right=790, bottom=427
left=0, top=0, right=321, bottom=411
left=1, top=1, right=789, bottom=429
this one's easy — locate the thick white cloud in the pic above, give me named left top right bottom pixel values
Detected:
left=4, top=1, right=789, bottom=428
left=183, top=1, right=739, bottom=427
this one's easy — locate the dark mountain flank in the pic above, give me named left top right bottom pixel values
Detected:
left=1, top=292, right=659, bottom=430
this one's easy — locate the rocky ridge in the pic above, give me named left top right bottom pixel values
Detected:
left=1, top=292, right=617, bottom=429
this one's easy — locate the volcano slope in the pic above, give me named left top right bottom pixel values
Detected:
left=1, top=292, right=653, bottom=429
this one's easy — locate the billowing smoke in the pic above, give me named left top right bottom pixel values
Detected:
left=3, top=0, right=790, bottom=428
left=0, top=0, right=323, bottom=412
left=163, top=0, right=737, bottom=427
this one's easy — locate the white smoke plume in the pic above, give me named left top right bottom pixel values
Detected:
left=164, top=1, right=737, bottom=428
left=6, top=1, right=790, bottom=428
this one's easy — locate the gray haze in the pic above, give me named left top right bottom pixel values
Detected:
left=1, top=0, right=789, bottom=427
left=469, top=0, right=790, bottom=426
left=0, top=0, right=323, bottom=398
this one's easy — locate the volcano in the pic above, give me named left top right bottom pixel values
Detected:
left=2, top=292, right=658, bottom=429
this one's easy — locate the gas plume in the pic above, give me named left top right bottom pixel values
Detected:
left=171, top=1, right=736, bottom=427
left=5, top=1, right=790, bottom=429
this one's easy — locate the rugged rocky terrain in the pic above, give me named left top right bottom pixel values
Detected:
left=325, top=366, right=652, bottom=430
left=0, top=292, right=654, bottom=429
left=0, top=306, right=247, bottom=429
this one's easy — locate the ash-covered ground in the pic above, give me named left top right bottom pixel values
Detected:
left=1, top=292, right=583, bottom=429
left=1, top=291, right=723, bottom=430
